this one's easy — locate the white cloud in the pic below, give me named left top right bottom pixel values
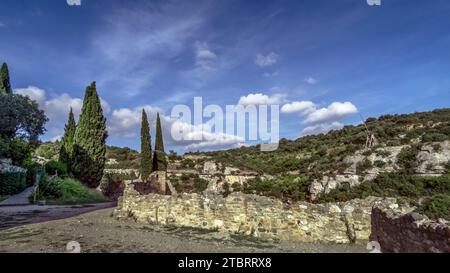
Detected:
left=14, top=86, right=110, bottom=140
left=108, top=106, right=244, bottom=150
left=238, top=93, right=285, bottom=106
left=15, top=86, right=46, bottom=105
left=305, top=77, right=317, bottom=85
left=44, top=93, right=83, bottom=120
left=281, top=98, right=358, bottom=136
left=281, top=101, right=316, bottom=114
left=108, top=105, right=162, bottom=138
left=0, top=22, right=5, bottom=28
left=304, top=102, right=358, bottom=124
left=66, top=0, right=81, bottom=6
left=194, top=41, right=217, bottom=71
left=50, top=135, right=63, bottom=142
left=301, top=122, right=344, bottom=136
left=170, top=120, right=244, bottom=150
left=255, top=52, right=279, bottom=67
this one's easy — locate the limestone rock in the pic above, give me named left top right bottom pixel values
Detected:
left=416, top=141, right=450, bottom=174
left=0, top=158, right=27, bottom=173
left=203, top=161, right=220, bottom=174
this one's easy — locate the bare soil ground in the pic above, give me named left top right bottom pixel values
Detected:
left=0, top=207, right=368, bottom=253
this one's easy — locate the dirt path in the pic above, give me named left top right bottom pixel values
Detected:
left=0, top=208, right=369, bottom=253
left=0, top=185, right=36, bottom=206
left=0, top=202, right=116, bottom=230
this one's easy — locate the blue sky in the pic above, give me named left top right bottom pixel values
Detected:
left=1, top=0, right=450, bottom=153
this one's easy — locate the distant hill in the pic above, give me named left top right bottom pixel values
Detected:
left=194, top=108, right=450, bottom=176
left=35, top=143, right=139, bottom=169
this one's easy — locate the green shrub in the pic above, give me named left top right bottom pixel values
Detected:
left=0, top=172, right=27, bottom=195
left=374, top=160, right=386, bottom=168
left=102, top=172, right=137, bottom=182
left=34, top=141, right=61, bottom=161
left=0, top=137, right=33, bottom=166
left=45, top=160, right=67, bottom=176
left=243, top=175, right=310, bottom=201
left=397, top=145, right=421, bottom=173
left=356, top=159, right=373, bottom=174
left=417, top=194, right=450, bottom=220
left=318, top=173, right=450, bottom=203
left=171, top=173, right=209, bottom=194
left=422, top=133, right=448, bottom=143
left=33, top=177, right=108, bottom=204
left=22, top=159, right=45, bottom=187
left=375, top=150, right=391, bottom=157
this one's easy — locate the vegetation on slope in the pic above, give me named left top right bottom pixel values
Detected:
left=170, top=173, right=209, bottom=194
left=32, top=176, right=108, bottom=205
left=197, top=108, right=450, bottom=177
left=35, top=143, right=140, bottom=169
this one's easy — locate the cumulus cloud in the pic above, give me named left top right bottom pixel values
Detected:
left=108, top=105, right=244, bottom=150
left=108, top=105, right=162, bottom=139
left=66, top=0, right=81, bottom=6
left=305, top=77, right=317, bottom=85
left=281, top=101, right=316, bottom=115
left=170, top=120, right=245, bottom=150
left=238, top=93, right=285, bottom=106
left=301, top=122, right=344, bottom=136
left=15, top=86, right=46, bottom=105
left=281, top=98, right=358, bottom=136
left=194, top=41, right=217, bottom=71
left=14, top=86, right=110, bottom=141
left=303, top=102, right=358, bottom=124
left=255, top=52, right=279, bottom=67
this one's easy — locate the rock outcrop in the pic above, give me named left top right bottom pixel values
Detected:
left=416, top=141, right=450, bottom=174
left=309, top=141, right=450, bottom=200
left=370, top=203, right=450, bottom=253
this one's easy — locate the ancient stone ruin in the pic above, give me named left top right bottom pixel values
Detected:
left=114, top=170, right=450, bottom=252
left=115, top=178, right=398, bottom=244
left=370, top=203, right=450, bottom=253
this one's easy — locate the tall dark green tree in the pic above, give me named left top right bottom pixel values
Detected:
left=140, top=109, right=152, bottom=180
left=152, top=112, right=167, bottom=171
left=72, top=82, right=108, bottom=187
left=59, top=108, right=76, bottom=173
left=0, top=63, right=12, bottom=95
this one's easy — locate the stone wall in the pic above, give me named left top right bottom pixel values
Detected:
left=114, top=181, right=397, bottom=243
left=370, top=204, right=450, bottom=253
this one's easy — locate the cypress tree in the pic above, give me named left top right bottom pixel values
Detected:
left=152, top=113, right=167, bottom=172
left=140, top=109, right=152, bottom=180
left=72, top=82, right=108, bottom=187
left=59, top=108, right=76, bottom=173
left=0, top=63, right=12, bottom=95
left=154, top=112, right=165, bottom=153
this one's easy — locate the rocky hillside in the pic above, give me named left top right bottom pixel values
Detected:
left=198, top=108, right=450, bottom=175
left=180, top=109, right=450, bottom=219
